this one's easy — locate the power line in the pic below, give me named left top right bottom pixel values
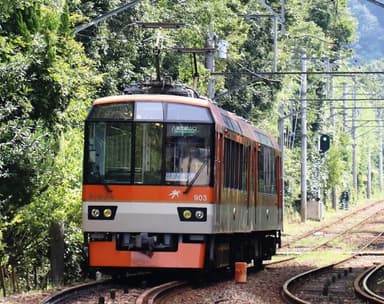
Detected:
left=365, top=0, right=384, bottom=8
left=212, top=71, right=384, bottom=76
left=289, top=98, right=384, bottom=102
left=75, top=0, right=142, bottom=34
left=334, top=107, right=384, bottom=109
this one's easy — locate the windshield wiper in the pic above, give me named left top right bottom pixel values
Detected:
left=95, top=170, right=113, bottom=192
left=183, top=160, right=207, bottom=194
left=101, top=179, right=113, bottom=192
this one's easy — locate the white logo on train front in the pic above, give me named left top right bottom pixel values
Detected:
left=169, top=189, right=181, bottom=199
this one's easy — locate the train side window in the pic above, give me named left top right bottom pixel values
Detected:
left=223, top=139, right=231, bottom=188
left=222, top=114, right=242, bottom=134
left=84, top=122, right=107, bottom=183
left=241, top=145, right=248, bottom=191
left=258, top=145, right=265, bottom=192
left=258, top=145, right=276, bottom=193
left=223, top=139, right=247, bottom=190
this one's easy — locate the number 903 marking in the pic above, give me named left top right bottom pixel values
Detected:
left=193, top=194, right=207, bottom=201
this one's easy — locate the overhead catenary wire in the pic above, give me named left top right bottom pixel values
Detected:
left=365, top=0, right=384, bottom=8
left=74, top=0, right=143, bottom=34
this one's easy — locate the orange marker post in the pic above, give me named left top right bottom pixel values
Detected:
left=234, top=262, right=247, bottom=283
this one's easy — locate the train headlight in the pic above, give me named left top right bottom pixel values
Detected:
left=103, top=208, right=113, bottom=218
left=91, top=208, right=100, bottom=218
left=88, top=206, right=117, bottom=220
left=182, top=209, right=192, bottom=220
left=195, top=210, right=205, bottom=220
left=177, top=207, right=207, bottom=221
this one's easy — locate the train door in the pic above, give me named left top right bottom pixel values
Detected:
left=255, top=144, right=259, bottom=206
left=276, top=155, right=283, bottom=227
left=214, top=132, right=224, bottom=226
left=250, top=145, right=257, bottom=229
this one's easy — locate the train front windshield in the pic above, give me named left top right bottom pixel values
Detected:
left=84, top=101, right=214, bottom=186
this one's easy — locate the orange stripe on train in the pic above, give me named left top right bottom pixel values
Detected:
left=89, top=241, right=206, bottom=268
left=82, top=185, right=214, bottom=203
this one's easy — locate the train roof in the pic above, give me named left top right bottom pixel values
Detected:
left=91, top=93, right=279, bottom=150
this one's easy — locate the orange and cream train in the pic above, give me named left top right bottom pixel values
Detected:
left=82, top=81, right=282, bottom=273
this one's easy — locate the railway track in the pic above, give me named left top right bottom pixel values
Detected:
left=279, top=199, right=384, bottom=254
left=39, top=276, right=187, bottom=304
left=281, top=202, right=384, bottom=304
left=282, top=255, right=384, bottom=304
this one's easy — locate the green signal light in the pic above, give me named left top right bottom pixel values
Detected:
left=319, top=134, right=330, bottom=153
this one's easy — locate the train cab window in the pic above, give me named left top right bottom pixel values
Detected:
left=84, top=122, right=133, bottom=184
left=84, top=102, right=213, bottom=186
left=84, top=122, right=163, bottom=185
left=134, top=123, right=163, bottom=184
left=165, top=124, right=212, bottom=186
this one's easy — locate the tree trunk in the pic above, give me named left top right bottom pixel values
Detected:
left=26, top=268, right=30, bottom=291
left=33, top=265, right=37, bottom=289
left=0, top=265, right=6, bottom=297
left=11, top=266, right=17, bottom=293
left=332, top=188, right=337, bottom=210
left=49, top=221, right=64, bottom=287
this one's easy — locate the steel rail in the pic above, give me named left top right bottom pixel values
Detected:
left=135, top=280, right=186, bottom=304
left=355, top=264, right=384, bottom=303
left=39, top=279, right=112, bottom=304
left=282, top=256, right=353, bottom=304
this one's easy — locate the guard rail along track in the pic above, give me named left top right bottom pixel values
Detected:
left=355, top=264, right=384, bottom=303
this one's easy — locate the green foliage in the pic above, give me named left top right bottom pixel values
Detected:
left=0, top=230, right=5, bottom=261
left=326, top=134, right=351, bottom=189
left=64, top=224, right=85, bottom=283
left=0, top=0, right=99, bottom=293
left=309, top=2, right=332, bottom=32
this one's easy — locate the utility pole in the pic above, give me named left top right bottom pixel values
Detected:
left=278, top=103, right=285, bottom=226
left=377, top=108, right=383, bottom=192
left=245, top=14, right=278, bottom=72
left=273, top=15, right=278, bottom=72
left=257, top=0, right=282, bottom=72
left=367, top=147, right=371, bottom=199
left=352, top=77, right=358, bottom=197
left=327, top=59, right=337, bottom=210
left=342, top=83, right=348, bottom=131
left=206, top=27, right=216, bottom=100
left=300, top=49, right=307, bottom=222
left=280, top=0, right=285, bottom=34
